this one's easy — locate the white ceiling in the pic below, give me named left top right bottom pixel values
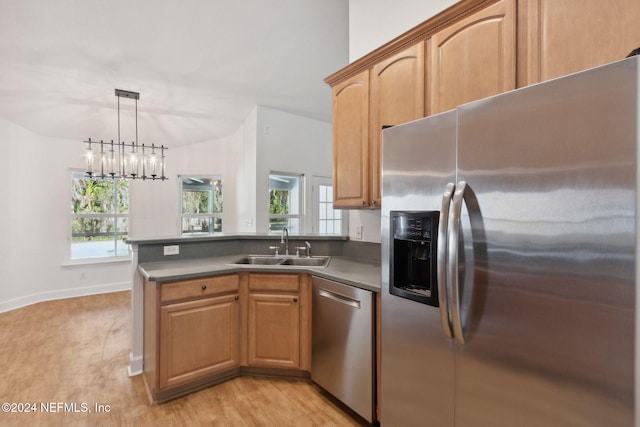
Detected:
left=0, top=0, right=349, bottom=147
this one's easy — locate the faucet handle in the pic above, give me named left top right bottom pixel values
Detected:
left=295, top=246, right=308, bottom=257
left=268, top=245, right=279, bottom=256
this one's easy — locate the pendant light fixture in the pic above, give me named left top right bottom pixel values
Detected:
left=83, top=89, right=168, bottom=180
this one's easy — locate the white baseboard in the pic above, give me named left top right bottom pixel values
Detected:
left=0, top=281, right=132, bottom=313
left=128, top=353, right=143, bottom=377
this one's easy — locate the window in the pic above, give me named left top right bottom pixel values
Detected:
left=318, top=183, right=342, bottom=234
left=269, top=172, right=303, bottom=234
left=180, top=176, right=223, bottom=234
left=312, top=176, right=345, bottom=235
left=70, top=172, right=129, bottom=259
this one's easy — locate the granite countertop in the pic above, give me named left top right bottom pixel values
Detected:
left=138, top=255, right=381, bottom=293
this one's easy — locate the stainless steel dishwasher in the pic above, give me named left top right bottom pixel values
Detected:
left=311, top=276, right=374, bottom=423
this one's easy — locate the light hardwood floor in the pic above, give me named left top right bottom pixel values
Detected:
left=0, top=291, right=364, bottom=426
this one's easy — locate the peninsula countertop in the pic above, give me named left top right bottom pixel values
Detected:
left=138, top=255, right=381, bottom=293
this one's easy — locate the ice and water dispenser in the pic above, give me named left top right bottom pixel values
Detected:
left=390, top=211, right=439, bottom=306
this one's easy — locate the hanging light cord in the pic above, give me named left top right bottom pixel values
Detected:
left=135, top=97, right=138, bottom=146
left=117, top=95, right=122, bottom=176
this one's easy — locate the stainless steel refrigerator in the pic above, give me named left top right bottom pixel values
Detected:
left=380, top=56, right=637, bottom=427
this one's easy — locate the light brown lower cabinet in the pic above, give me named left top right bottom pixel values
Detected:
left=143, top=272, right=310, bottom=402
left=159, top=292, right=240, bottom=390
left=246, top=273, right=310, bottom=370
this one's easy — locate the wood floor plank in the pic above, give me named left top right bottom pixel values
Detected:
left=0, top=291, right=363, bottom=426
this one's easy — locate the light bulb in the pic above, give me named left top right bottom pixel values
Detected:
left=128, top=143, right=138, bottom=177
left=108, top=140, right=116, bottom=177
left=149, top=151, right=158, bottom=178
left=99, top=140, right=107, bottom=177
left=85, top=143, right=94, bottom=176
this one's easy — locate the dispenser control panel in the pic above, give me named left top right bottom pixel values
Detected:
left=390, top=211, right=439, bottom=306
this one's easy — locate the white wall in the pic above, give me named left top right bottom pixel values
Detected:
left=0, top=118, right=131, bottom=312
left=348, top=0, right=458, bottom=62
left=255, top=106, right=333, bottom=234
left=236, top=107, right=258, bottom=233
left=345, top=0, right=458, bottom=243
left=129, top=106, right=331, bottom=238
left=129, top=130, right=243, bottom=238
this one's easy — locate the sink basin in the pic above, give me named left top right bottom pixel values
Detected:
left=280, top=256, right=331, bottom=267
left=231, top=255, right=330, bottom=267
left=233, top=256, right=284, bottom=265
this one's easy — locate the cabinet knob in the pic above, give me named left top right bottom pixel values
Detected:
left=361, top=200, right=366, bottom=205
left=372, top=200, right=377, bottom=205
left=293, top=297, right=298, bottom=303
left=201, top=285, right=207, bottom=290
left=234, top=295, right=239, bottom=301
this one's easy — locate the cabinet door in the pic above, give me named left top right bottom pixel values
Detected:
left=524, top=0, right=640, bottom=84
left=428, top=0, right=516, bottom=115
left=247, top=293, right=300, bottom=369
left=370, top=42, right=425, bottom=208
left=332, top=70, right=370, bottom=208
left=159, top=293, right=240, bottom=390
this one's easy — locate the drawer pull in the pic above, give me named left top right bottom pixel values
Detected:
left=293, top=297, right=298, bottom=303
left=201, top=285, right=207, bottom=291
left=234, top=295, right=240, bottom=301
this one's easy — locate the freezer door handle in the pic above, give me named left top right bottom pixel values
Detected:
left=448, top=181, right=467, bottom=345
left=437, top=182, right=455, bottom=339
left=318, top=288, right=361, bottom=309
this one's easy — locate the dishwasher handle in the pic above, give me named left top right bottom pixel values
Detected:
left=318, top=288, right=361, bottom=309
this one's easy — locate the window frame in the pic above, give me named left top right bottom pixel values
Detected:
left=311, top=175, right=347, bottom=235
left=69, top=170, right=131, bottom=262
left=268, top=171, right=304, bottom=234
left=178, top=175, right=223, bottom=235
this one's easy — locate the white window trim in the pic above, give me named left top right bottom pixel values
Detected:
left=269, top=171, right=305, bottom=234
left=61, top=256, right=131, bottom=267
left=311, top=175, right=348, bottom=235
left=68, top=169, right=131, bottom=263
left=178, top=174, right=223, bottom=235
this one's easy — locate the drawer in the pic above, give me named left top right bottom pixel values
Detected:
left=161, top=274, right=239, bottom=304
left=248, top=273, right=300, bottom=293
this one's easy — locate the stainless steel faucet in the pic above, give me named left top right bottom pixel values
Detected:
left=296, top=240, right=311, bottom=257
left=281, top=227, right=289, bottom=256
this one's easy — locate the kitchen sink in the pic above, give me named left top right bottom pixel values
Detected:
left=232, top=256, right=285, bottom=265
left=231, top=255, right=330, bottom=267
left=280, top=257, right=331, bottom=267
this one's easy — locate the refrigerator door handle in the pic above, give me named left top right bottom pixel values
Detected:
left=437, top=182, right=456, bottom=339
left=448, top=181, right=467, bottom=345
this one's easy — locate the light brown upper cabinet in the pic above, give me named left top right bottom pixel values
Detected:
left=428, top=0, right=516, bottom=115
left=522, top=0, right=640, bottom=84
left=326, top=0, right=639, bottom=210
left=332, top=70, right=370, bottom=208
left=370, top=42, right=425, bottom=208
